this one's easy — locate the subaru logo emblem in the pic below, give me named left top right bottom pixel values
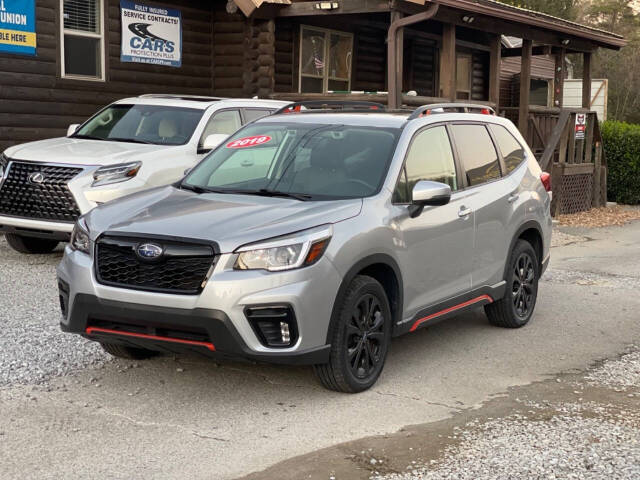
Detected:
left=28, top=172, right=45, bottom=184
left=135, top=243, right=164, bottom=260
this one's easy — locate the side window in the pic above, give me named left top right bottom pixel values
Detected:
left=200, top=110, right=242, bottom=145
left=489, top=124, right=527, bottom=175
left=243, top=109, right=273, bottom=123
left=450, top=124, right=501, bottom=187
left=393, top=126, right=457, bottom=204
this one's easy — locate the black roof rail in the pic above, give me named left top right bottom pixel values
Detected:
left=408, top=103, right=496, bottom=120
left=275, top=100, right=386, bottom=115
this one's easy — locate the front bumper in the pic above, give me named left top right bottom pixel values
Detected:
left=57, top=246, right=341, bottom=365
left=0, top=216, right=73, bottom=239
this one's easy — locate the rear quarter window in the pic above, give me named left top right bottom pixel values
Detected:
left=489, top=124, right=527, bottom=175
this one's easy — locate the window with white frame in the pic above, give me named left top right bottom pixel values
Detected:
left=299, top=26, right=353, bottom=93
left=61, top=0, right=104, bottom=80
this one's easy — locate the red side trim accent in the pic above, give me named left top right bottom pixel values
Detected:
left=85, top=327, right=215, bottom=351
left=410, top=295, right=493, bottom=332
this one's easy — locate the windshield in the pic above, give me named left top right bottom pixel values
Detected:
left=183, top=122, right=400, bottom=200
left=73, top=104, right=204, bottom=146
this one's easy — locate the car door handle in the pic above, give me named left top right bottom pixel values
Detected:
left=458, top=206, right=472, bottom=218
left=508, top=193, right=520, bottom=203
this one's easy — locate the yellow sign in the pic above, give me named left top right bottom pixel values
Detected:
left=0, top=28, right=36, bottom=47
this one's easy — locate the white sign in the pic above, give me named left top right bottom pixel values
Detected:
left=120, top=0, right=181, bottom=67
left=575, top=113, right=587, bottom=140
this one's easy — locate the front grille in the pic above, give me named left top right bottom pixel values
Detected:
left=0, top=161, right=82, bottom=222
left=95, top=235, right=216, bottom=294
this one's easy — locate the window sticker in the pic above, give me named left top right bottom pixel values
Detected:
left=226, top=135, right=272, bottom=149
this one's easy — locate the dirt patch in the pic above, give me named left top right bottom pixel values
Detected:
left=556, top=205, right=640, bottom=228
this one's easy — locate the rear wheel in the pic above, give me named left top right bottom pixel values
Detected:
left=485, top=239, right=539, bottom=328
left=314, top=275, right=392, bottom=393
left=100, top=342, right=158, bottom=360
left=5, top=233, right=59, bottom=254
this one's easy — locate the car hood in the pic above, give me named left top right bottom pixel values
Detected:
left=4, top=137, right=181, bottom=166
left=85, top=186, right=362, bottom=253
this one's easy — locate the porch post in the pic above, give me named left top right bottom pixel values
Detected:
left=439, top=23, right=456, bottom=101
left=518, top=39, right=532, bottom=138
left=582, top=52, right=592, bottom=109
left=554, top=47, right=566, bottom=107
left=391, top=10, right=404, bottom=109
left=489, top=34, right=501, bottom=110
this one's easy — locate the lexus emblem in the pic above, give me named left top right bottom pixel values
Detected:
left=28, top=172, right=45, bottom=184
left=135, top=243, right=164, bottom=260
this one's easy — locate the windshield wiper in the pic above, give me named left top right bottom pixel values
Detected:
left=108, top=137, right=154, bottom=145
left=256, top=189, right=312, bottom=201
left=71, top=134, right=104, bottom=141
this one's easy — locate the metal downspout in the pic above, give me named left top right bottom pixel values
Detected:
left=387, top=2, right=440, bottom=109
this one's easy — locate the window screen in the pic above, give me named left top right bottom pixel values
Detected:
left=300, top=26, right=352, bottom=93
left=243, top=109, right=272, bottom=123
left=201, top=110, right=242, bottom=143
left=451, top=124, right=501, bottom=187
left=489, top=124, right=527, bottom=175
left=393, top=126, right=457, bottom=203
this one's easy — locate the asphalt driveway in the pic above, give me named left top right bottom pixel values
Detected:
left=1, top=220, right=639, bottom=479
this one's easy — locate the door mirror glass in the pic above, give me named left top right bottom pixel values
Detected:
left=67, top=124, right=80, bottom=136
left=201, top=134, right=229, bottom=152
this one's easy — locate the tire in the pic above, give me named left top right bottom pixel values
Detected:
left=5, top=233, right=59, bottom=254
left=100, top=342, right=159, bottom=360
left=314, top=275, right=392, bottom=393
left=485, top=239, right=539, bottom=328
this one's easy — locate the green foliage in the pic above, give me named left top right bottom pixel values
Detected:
left=601, top=120, right=640, bottom=204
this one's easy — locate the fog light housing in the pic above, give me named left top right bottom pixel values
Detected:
left=245, top=305, right=298, bottom=348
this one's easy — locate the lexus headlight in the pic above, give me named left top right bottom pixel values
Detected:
left=234, top=225, right=332, bottom=272
left=0, top=153, right=8, bottom=179
left=92, top=162, right=141, bottom=187
left=70, top=218, right=91, bottom=254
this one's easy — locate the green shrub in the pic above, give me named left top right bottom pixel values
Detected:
left=601, top=120, right=640, bottom=205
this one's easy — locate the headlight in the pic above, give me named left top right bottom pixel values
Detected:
left=70, top=218, right=91, bottom=254
left=0, top=153, right=8, bottom=179
left=92, top=162, right=141, bottom=187
left=234, top=225, right=332, bottom=272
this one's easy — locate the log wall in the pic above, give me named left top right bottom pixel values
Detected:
left=0, top=0, right=215, bottom=152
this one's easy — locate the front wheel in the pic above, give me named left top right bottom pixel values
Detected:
left=314, top=275, right=392, bottom=393
left=5, top=233, right=59, bottom=254
left=485, top=239, right=539, bottom=328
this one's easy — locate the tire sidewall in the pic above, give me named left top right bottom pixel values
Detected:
left=506, top=240, right=539, bottom=327
left=332, top=276, right=392, bottom=392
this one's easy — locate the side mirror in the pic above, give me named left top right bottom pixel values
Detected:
left=199, top=134, right=229, bottom=153
left=409, top=180, right=452, bottom=218
left=67, top=124, right=80, bottom=136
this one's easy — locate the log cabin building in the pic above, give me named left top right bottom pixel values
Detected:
left=0, top=0, right=626, bottom=158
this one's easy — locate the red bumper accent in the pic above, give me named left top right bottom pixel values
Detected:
left=410, top=295, right=493, bottom=332
left=85, top=326, right=216, bottom=351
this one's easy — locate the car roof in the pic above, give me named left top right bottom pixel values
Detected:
left=258, top=111, right=412, bottom=128
left=112, top=95, right=289, bottom=110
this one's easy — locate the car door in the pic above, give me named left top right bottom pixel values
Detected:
left=449, top=123, right=514, bottom=289
left=391, top=124, right=474, bottom=319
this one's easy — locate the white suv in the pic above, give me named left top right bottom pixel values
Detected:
left=0, top=95, right=289, bottom=253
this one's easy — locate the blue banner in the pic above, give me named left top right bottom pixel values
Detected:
left=0, top=0, right=36, bottom=56
left=120, top=0, right=182, bottom=67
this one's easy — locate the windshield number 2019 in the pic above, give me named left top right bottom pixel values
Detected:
left=226, top=136, right=272, bottom=149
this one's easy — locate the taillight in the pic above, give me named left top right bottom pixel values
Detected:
left=540, top=172, right=551, bottom=192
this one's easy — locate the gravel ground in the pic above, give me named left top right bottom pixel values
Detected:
left=371, top=351, right=640, bottom=480
left=0, top=237, right=106, bottom=386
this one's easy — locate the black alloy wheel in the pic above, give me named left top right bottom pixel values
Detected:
left=512, top=252, right=536, bottom=318
left=346, top=293, right=387, bottom=380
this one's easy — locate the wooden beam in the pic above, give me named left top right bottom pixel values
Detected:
left=518, top=39, right=532, bottom=138
left=501, top=45, right=551, bottom=58
left=272, top=0, right=391, bottom=17
left=392, top=10, right=404, bottom=108
left=582, top=51, right=592, bottom=109
left=439, top=23, right=456, bottom=101
left=489, top=34, right=501, bottom=110
left=553, top=47, right=566, bottom=107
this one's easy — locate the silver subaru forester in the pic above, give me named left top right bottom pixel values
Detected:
left=58, top=102, right=552, bottom=393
